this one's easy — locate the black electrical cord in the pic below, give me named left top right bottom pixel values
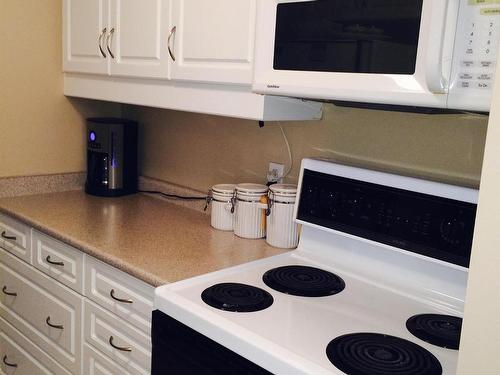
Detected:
left=138, top=189, right=208, bottom=201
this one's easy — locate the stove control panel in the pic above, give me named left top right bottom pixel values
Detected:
left=297, top=170, right=477, bottom=267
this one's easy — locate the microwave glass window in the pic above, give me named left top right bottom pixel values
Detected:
left=274, top=0, right=423, bottom=74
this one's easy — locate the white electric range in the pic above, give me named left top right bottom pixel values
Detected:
left=153, top=158, right=478, bottom=375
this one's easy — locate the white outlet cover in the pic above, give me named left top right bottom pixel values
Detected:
left=268, top=162, right=285, bottom=183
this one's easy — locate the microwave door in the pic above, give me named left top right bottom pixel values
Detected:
left=253, top=0, right=454, bottom=109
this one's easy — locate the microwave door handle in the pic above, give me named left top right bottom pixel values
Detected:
left=425, top=0, right=450, bottom=94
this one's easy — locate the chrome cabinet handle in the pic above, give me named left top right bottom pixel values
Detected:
left=167, top=26, right=176, bottom=61
left=109, top=336, right=132, bottom=352
left=2, top=286, right=17, bottom=297
left=45, top=255, right=64, bottom=267
left=46, top=316, right=64, bottom=330
left=98, top=27, right=107, bottom=58
left=106, top=27, right=115, bottom=59
left=2, top=355, right=17, bottom=368
left=110, top=289, right=133, bottom=304
left=1, top=231, right=16, bottom=241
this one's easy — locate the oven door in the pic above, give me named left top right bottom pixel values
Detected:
left=151, top=310, right=272, bottom=374
left=253, top=0, right=458, bottom=109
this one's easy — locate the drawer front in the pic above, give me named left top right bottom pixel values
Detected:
left=84, top=344, right=133, bottom=375
left=84, top=300, right=151, bottom=375
left=0, top=330, right=52, bottom=375
left=0, top=317, right=71, bottom=375
left=0, top=248, right=83, bottom=374
left=32, top=230, right=85, bottom=294
left=0, top=214, right=31, bottom=263
left=85, top=256, right=154, bottom=333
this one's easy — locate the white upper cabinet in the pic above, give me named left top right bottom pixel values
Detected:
left=63, top=0, right=170, bottom=79
left=63, top=0, right=109, bottom=75
left=169, top=0, right=256, bottom=85
left=109, top=0, right=170, bottom=79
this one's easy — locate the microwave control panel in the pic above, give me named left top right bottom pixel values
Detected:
left=448, top=0, right=500, bottom=111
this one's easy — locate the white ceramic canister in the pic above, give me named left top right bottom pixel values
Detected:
left=208, top=184, right=236, bottom=231
left=233, top=183, right=269, bottom=239
left=266, top=184, right=299, bottom=249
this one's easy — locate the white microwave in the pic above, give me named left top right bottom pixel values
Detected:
left=253, top=0, right=500, bottom=112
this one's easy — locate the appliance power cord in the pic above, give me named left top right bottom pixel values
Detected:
left=138, top=190, right=208, bottom=201
left=280, top=124, right=293, bottom=179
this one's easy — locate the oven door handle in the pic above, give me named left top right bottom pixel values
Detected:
left=425, top=0, right=450, bottom=94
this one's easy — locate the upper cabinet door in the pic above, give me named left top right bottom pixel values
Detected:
left=170, top=0, right=256, bottom=85
left=108, top=0, right=170, bottom=79
left=63, top=0, right=109, bottom=75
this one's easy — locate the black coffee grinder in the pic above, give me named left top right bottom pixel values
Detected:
left=85, top=118, right=138, bottom=197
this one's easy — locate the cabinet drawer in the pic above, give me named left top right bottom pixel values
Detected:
left=84, top=344, right=133, bottom=375
left=85, top=256, right=154, bottom=333
left=0, top=330, right=52, bottom=375
left=32, top=230, right=85, bottom=294
left=0, top=214, right=31, bottom=263
left=0, top=317, right=71, bottom=375
left=0, top=248, right=83, bottom=374
left=84, top=300, right=151, bottom=375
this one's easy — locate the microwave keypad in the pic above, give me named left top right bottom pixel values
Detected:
left=455, top=2, right=500, bottom=91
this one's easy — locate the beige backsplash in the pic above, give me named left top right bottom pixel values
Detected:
left=124, top=103, right=488, bottom=192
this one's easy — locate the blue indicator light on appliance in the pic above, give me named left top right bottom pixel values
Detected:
left=89, top=131, right=96, bottom=142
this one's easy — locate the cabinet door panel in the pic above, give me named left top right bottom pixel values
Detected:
left=83, top=344, right=133, bottom=375
left=0, top=214, right=31, bottom=263
left=0, top=249, right=83, bottom=374
left=63, top=0, right=109, bottom=74
left=171, top=0, right=256, bottom=85
left=110, top=0, right=170, bottom=78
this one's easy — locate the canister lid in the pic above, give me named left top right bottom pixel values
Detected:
left=212, top=184, right=236, bottom=194
left=235, top=183, right=268, bottom=194
left=269, top=184, right=297, bottom=196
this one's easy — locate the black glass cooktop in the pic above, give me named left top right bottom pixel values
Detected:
left=326, top=333, right=442, bottom=375
left=262, top=265, right=345, bottom=297
left=201, top=283, right=273, bottom=313
left=406, top=314, right=462, bottom=350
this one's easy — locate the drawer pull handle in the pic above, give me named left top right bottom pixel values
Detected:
left=167, top=26, right=176, bottom=61
left=110, top=289, right=133, bottom=304
left=46, top=316, right=64, bottom=330
left=2, top=355, right=17, bottom=368
left=109, top=336, right=132, bottom=352
left=106, top=27, right=115, bottom=59
left=45, top=255, right=64, bottom=266
left=2, top=286, right=17, bottom=297
left=98, top=27, right=107, bottom=58
left=1, top=231, right=16, bottom=241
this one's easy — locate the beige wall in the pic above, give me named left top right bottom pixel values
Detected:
left=124, top=103, right=488, bottom=192
left=0, top=0, right=119, bottom=178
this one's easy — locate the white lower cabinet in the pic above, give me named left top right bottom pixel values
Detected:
left=84, top=300, right=151, bottom=375
left=0, top=317, right=71, bottom=375
left=32, top=230, right=85, bottom=294
left=0, top=214, right=31, bottom=263
left=0, top=214, right=155, bottom=375
left=0, top=330, right=53, bottom=375
left=83, top=344, right=132, bottom=375
left=0, top=249, right=83, bottom=374
left=85, top=256, right=154, bottom=334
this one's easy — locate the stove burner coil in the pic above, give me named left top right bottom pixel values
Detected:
left=406, top=314, right=462, bottom=350
left=326, top=333, right=442, bottom=375
left=262, top=265, right=345, bottom=297
left=201, top=283, right=273, bottom=312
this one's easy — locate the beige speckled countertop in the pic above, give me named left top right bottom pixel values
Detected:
left=0, top=191, right=288, bottom=286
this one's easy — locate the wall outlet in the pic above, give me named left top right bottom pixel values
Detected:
left=268, top=162, right=285, bottom=184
